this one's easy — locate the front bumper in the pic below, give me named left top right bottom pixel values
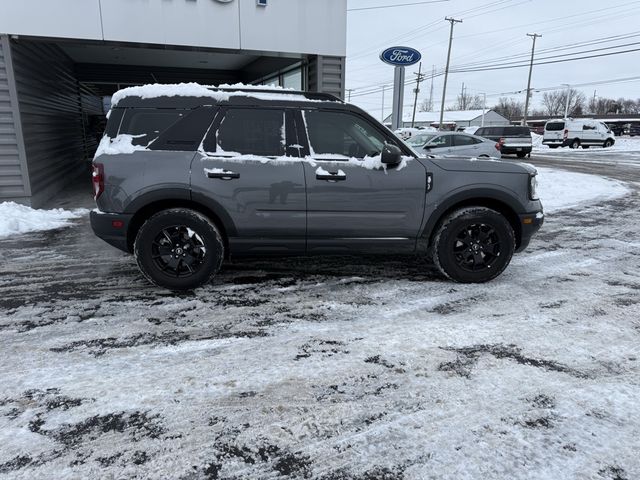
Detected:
left=90, top=210, right=133, bottom=252
left=516, top=210, right=544, bottom=252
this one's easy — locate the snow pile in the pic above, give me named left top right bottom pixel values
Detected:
left=531, top=132, right=543, bottom=148
left=95, top=135, right=148, bottom=156
left=0, top=202, right=88, bottom=238
left=536, top=167, right=629, bottom=212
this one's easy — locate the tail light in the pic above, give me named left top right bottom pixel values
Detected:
left=563, top=129, right=568, bottom=140
left=495, top=142, right=501, bottom=151
left=92, top=163, right=104, bottom=200
left=499, top=137, right=505, bottom=146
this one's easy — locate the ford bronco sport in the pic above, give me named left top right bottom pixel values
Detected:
left=91, top=84, right=543, bottom=290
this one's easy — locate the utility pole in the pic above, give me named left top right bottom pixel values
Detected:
left=481, top=92, right=486, bottom=127
left=439, top=17, right=462, bottom=130
left=381, top=85, right=387, bottom=122
left=428, top=65, right=435, bottom=112
left=522, top=33, right=542, bottom=126
left=411, top=62, right=426, bottom=127
left=563, top=84, right=571, bottom=119
left=460, top=82, right=466, bottom=110
left=346, top=89, right=355, bottom=102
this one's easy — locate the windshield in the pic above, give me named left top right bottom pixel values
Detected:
left=406, top=133, right=437, bottom=146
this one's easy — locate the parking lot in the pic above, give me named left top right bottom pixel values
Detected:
left=1, top=149, right=639, bottom=479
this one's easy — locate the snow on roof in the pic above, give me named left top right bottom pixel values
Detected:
left=403, top=109, right=490, bottom=123
left=110, top=82, right=324, bottom=107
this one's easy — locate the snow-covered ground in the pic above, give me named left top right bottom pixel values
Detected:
left=1, top=163, right=639, bottom=479
left=0, top=202, right=88, bottom=239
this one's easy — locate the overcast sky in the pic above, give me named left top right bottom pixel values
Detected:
left=345, top=0, right=640, bottom=119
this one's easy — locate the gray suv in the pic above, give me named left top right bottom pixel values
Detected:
left=90, top=86, right=543, bottom=290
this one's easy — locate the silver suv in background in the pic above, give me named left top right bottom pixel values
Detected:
left=474, top=126, right=532, bottom=158
left=91, top=84, right=543, bottom=290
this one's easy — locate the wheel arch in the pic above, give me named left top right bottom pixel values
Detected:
left=125, top=196, right=236, bottom=254
left=422, top=191, right=524, bottom=250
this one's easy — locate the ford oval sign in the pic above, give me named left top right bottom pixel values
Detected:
left=380, top=46, right=421, bottom=67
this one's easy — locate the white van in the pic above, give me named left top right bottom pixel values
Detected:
left=543, top=119, right=615, bottom=149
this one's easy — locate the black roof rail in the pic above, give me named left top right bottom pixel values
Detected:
left=209, top=87, right=343, bottom=103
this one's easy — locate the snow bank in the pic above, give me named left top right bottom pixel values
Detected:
left=0, top=202, right=88, bottom=238
left=536, top=167, right=629, bottom=212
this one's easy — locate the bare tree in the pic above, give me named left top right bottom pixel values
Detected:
left=448, top=92, right=484, bottom=110
left=541, top=88, right=586, bottom=116
left=588, top=96, right=617, bottom=115
left=492, top=97, right=524, bottom=120
left=420, top=97, right=434, bottom=112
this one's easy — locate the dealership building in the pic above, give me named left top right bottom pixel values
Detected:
left=0, top=0, right=347, bottom=206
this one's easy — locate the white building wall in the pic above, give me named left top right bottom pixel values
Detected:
left=0, top=0, right=346, bottom=56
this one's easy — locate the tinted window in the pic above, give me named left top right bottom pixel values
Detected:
left=428, top=135, right=452, bottom=148
left=304, top=110, right=386, bottom=158
left=150, top=107, right=218, bottom=152
left=407, top=133, right=437, bottom=146
left=119, top=109, right=184, bottom=145
left=453, top=134, right=479, bottom=146
left=583, top=124, right=596, bottom=130
left=546, top=122, right=565, bottom=131
left=208, top=108, right=285, bottom=156
left=504, top=127, right=530, bottom=136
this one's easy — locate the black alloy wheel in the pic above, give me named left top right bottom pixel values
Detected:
left=151, top=225, right=206, bottom=278
left=452, top=223, right=502, bottom=273
left=134, top=208, right=224, bottom=290
left=432, top=207, right=515, bottom=283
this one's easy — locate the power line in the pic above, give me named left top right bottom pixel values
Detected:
left=347, top=0, right=450, bottom=12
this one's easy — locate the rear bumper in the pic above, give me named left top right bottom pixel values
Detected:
left=516, top=210, right=544, bottom=252
left=501, top=145, right=532, bottom=154
left=542, top=139, right=566, bottom=147
left=90, top=210, right=133, bottom=252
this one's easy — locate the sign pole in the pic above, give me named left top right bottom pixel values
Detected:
left=391, top=66, right=405, bottom=130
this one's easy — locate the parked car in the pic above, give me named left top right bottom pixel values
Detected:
left=91, top=84, right=543, bottom=290
left=542, top=119, right=615, bottom=149
left=406, top=131, right=501, bottom=158
left=474, top=126, right=532, bottom=158
left=394, top=126, right=435, bottom=140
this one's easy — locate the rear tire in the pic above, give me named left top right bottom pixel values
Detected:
left=603, top=139, right=614, bottom=148
left=432, top=207, right=515, bottom=283
left=570, top=139, right=580, bottom=149
left=582, top=145, right=590, bottom=149
left=516, top=152, right=527, bottom=158
left=134, top=208, right=224, bottom=291
left=549, top=145, right=559, bottom=149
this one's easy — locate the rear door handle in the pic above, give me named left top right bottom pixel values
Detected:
left=207, top=170, right=240, bottom=180
left=316, top=171, right=346, bottom=181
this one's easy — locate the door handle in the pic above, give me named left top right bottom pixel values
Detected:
left=316, top=171, right=346, bottom=181
left=207, top=170, right=240, bottom=180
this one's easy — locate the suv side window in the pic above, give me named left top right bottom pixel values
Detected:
left=119, top=109, right=185, bottom=146
left=303, top=110, right=386, bottom=158
left=204, top=108, right=285, bottom=156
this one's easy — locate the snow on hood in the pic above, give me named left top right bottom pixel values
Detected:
left=0, top=202, right=88, bottom=238
left=110, top=82, right=331, bottom=107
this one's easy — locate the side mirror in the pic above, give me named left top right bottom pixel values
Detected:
left=381, top=143, right=402, bottom=165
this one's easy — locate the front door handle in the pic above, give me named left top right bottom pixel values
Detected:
left=316, top=171, right=346, bottom=182
left=206, top=170, right=240, bottom=180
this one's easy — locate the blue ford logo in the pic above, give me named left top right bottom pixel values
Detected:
left=380, top=46, right=422, bottom=66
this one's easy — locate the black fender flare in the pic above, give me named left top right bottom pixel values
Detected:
left=421, top=187, right=526, bottom=243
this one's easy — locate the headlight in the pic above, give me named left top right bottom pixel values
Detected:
left=529, top=174, right=539, bottom=200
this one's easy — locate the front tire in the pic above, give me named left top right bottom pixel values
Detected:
left=570, top=139, right=580, bottom=149
left=603, top=139, right=614, bottom=148
left=134, top=208, right=224, bottom=290
left=432, top=207, right=515, bottom=283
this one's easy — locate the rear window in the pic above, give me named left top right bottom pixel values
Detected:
left=503, top=127, right=530, bottom=136
left=118, top=109, right=185, bottom=145
left=476, top=127, right=501, bottom=137
left=545, top=122, right=565, bottom=131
